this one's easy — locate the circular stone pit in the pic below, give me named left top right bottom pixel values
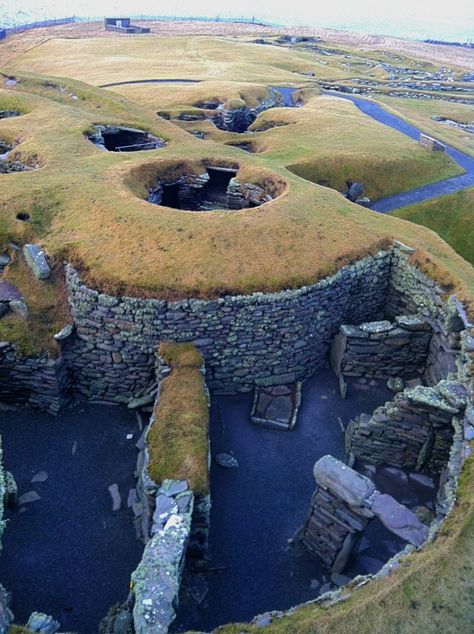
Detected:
left=128, top=159, right=287, bottom=212
left=88, top=125, right=166, bottom=152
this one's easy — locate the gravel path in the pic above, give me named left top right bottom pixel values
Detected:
left=0, top=402, right=143, bottom=633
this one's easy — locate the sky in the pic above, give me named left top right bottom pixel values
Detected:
left=1, top=0, right=473, bottom=42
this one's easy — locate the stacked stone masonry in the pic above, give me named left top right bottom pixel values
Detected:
left=62, top=252, right=390, bottom=401
left=329, top=316, right=432, bottom=379
left=0, top=343, right=68, bottom=414
left=302, top=456, right=429, bottom=573
left=0, top=244, right=472, bottom=411
left=345, top=381, right=469, bottom=474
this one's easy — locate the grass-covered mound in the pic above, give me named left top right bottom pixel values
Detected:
left=147, top=343, right=209, bottom=494
left=393, top=187, right=474, bottom=266
left=0, top=71, right=472, bottom=353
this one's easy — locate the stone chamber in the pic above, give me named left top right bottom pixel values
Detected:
left=133, top=159, right=286, bottom=212
left=88, top=125, right=166, bottom=152
left=0, top=241, right=472, bottom=633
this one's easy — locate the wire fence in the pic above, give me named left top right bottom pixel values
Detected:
left=1, top=14, right=277, bottom=36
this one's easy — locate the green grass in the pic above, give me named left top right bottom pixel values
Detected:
left=147, top=343, right=209, bottom=494
left=393, top=187, right=474, bottom=266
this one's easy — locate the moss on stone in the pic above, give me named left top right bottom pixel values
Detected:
left=147, top=343, right=209, bottom=494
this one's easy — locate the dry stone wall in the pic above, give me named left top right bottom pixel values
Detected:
left=0, top=343, right=68, bottom=414
left=302, top=455, right=428, bottom=572
left=329, top=316, right=432, bottom=379
left=386, top=244, right=471, bottom=387
left=345, top=381, right=469, bottom=473
left=64, top=252, right=390, bottom=401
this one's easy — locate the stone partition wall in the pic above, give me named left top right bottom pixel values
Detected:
left=64, top=252, right=390, bottom=400
left=329, top=315, right=432, bottom=379
left=346, top=381, right=468, bottom=473
left=0, top=343, right=69, bottom=414
left=387, top=244, right=471, bottom=386
left=301, top=455, right=428, bottom=573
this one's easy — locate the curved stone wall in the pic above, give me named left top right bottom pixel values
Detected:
left=64, top=251, right=391, bottom=400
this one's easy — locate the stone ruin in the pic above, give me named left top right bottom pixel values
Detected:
left=88, top=125, right=165, bottom=153
left=147, top=166, right=274, bottom=211
left=302, top=455, right=429, bottom=572
left=0, top=111, right=20, bottom=120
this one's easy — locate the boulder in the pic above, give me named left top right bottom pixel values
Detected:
left=23, top=244, right=51, bottom=279
left=0, top=281, right=22, bottom=302
left=345, top=181, right=364, bottom=202
left=26, top=612, right=60, bottom=634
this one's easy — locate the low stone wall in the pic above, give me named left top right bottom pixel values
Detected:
left=418, top=133, right=445, bottom=151
left=329, top=315, right=432, bottom=379
left=131, top=344, right=210, bottom=633
left=0, top=343, right=68, bottom=414
left=302, top=457, right=373, bottom=571
left=64, top=251, right=390, bottom=401
left=386, top=243, right=469, bottom=387
left=346, top=381, right=468, bottom=473
left=302, top=455, right=428, bottom=572
left=131, top=478, right=194, bottom=634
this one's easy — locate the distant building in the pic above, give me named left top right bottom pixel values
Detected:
left=103, top=18, right=150, bottom=34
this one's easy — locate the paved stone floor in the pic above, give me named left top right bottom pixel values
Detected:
left=173, top=367, right=407, bottom=632
left=0, top=402, right=143, bottom=633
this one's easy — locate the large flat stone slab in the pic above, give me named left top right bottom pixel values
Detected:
left=372, top=492, right=429, bottom=547
left=313, top=455, right=375, bottom=509
left=251, top=382, right=301, bottom=431
left=23, top=244, right=51, bottom=280
left=0, top=281, right=23, bottom=302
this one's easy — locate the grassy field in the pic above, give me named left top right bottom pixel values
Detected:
left=393, top=187, right=474, bottom=266
left=0, top=63, right=472, bottom=353
left=6, top=36, right=350, bottom=86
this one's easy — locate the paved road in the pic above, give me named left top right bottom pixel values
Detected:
left=99, top=78, right=200, bottom=88
left=324, top=91, right=474, bottom=212
left=0, top=403, right=143, bottom=633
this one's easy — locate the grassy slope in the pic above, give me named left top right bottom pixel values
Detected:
left=0, top=78, right=463, bottom=300
left=373, top=95, right=474, bottom=158
left=6, top=36, right=350, bottom=85
left=393, top=187, right=474, bottom=266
